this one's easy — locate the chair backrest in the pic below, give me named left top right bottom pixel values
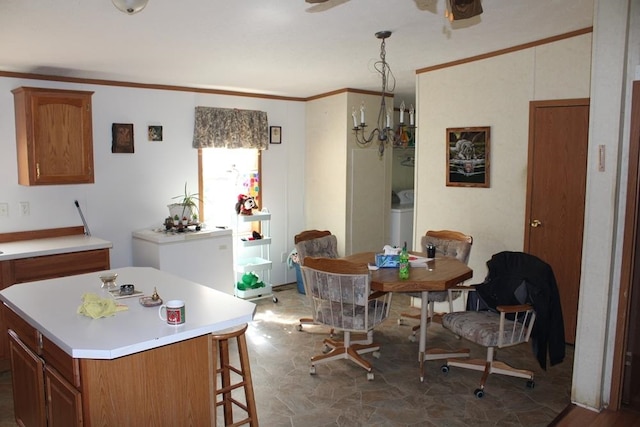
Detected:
left=294, top=229, right=331, bottom=244
left=295, top=234, right=339, bottom=266
left=422, top=230, right=473, bottom=264
left=301, top=257, right=390, bottom=332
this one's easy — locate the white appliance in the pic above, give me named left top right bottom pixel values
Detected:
left=390, top=189, right=414, bottom=249
left=132, top=228, right=234, bottom=295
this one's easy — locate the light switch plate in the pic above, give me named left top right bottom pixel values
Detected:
left=0, top=203, right=8, bottom=217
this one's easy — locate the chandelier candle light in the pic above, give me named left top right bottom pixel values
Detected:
left=352, top=30, right=416, bottom=156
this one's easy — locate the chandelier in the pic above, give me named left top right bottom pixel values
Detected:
left=112, top=0, right=149, bottom=15
left=352, top=30, right=415, bottom=156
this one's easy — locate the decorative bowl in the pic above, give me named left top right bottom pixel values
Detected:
left=98, top=273, right=118, bottom=289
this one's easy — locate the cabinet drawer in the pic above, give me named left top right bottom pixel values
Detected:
left=3, top=304, right=39, bottom=354
left=12, top=249, right=110, bottom=284
left=42, top=335, right=81, bottom=389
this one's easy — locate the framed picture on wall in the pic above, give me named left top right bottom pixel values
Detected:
left=446, top=126, right=490, bottom=188
left=112, top=123, right=134, bottom=153
left=270, top=126, right=281, bottom=144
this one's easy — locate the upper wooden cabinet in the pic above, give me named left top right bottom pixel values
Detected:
left=12, top=86, right=95, bottom=185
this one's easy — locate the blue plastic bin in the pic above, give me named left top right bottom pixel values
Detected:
left=294, top=262, right=305, bottom=294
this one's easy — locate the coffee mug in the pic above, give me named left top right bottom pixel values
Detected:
left=158, top=299, right=185, bottom=325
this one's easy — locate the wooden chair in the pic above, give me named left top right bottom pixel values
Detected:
left=294, top=230, right=338, bottom=333
left=301, top=257, right=392, bottom=380
left=398, top=230, right=473, bottom=341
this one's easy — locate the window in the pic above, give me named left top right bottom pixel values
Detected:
left=198, top=148, right=261, bottom=229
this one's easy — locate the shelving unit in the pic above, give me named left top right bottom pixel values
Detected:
left=233, top=210, right=278, bottom=302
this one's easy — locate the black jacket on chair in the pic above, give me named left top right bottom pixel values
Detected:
left=469, top=251, right=565, bottom=369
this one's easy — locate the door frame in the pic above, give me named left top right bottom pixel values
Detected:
left=611, top=81, right=640, bottom=410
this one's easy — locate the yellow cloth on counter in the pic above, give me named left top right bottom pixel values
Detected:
left=77, top=293, right=128, bottom=319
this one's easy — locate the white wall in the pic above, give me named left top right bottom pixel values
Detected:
left=415, top=33, right=592, bottom=285
left=0, top=77, right=306, bottom=286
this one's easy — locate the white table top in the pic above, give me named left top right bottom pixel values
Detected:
left=0, top=267, right=256, bottom=359
left=0, top=235, right=112, bottom=261
left=132, top=227, right=232, bottom=244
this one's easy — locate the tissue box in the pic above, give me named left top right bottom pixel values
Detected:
left=375, top=253, right=399, bottom=268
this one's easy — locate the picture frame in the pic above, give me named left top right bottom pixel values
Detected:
left=112, top=123, right=134, bottom=153
left=270, top=126, right=282, bottom=144
left=148, top=125, right=163, bottom=142
left=446, top=126, right=490, bottom=188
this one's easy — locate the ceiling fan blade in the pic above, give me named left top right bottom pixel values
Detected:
left=305, top=0, right=349, bottom=12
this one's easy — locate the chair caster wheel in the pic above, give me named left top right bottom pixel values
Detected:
left=474, top=388, right=484, bottom=398
left=372, top=351, right=381, bottom=359
left=367, top=372, right=374, bottom=381
left=526, top=380, right=535, bottom=389
left=296, top=324, right=303, bottom=332
left=273, top=296, right=278, bottom=303
left=441, top=365, right=449, bottom=373
left=408, top=334, right=416, bottom=343
left=309, top=366, right=316, bottom=375
left=397, top=318, right=404, bottom=326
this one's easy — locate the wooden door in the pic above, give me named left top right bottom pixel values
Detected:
left=9, top=332, right=47, bottom=427
left=524, top=99, right=589, bottom=344
left=616, top=81, right=640, bottom=411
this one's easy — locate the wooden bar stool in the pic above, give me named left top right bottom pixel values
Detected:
left=211, top=323, right=258, bottom=427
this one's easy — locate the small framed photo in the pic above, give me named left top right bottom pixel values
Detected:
left=148, top=125, right=163, bottom=142
left=446, top=126, right=490, bottom=188
left=112, top=123, right=134, bottom=153
left=270, top=126, right=282, bottom=144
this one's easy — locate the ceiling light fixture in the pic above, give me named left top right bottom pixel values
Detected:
left=352, top=31, right=415, bottom=157
left=112, top=0, right=149, bottom=15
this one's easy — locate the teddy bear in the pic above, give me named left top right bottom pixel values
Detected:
left=235, top=194, right=258, bottom=215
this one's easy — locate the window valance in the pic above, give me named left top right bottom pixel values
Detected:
left=192, top=107, right=269, bottom=150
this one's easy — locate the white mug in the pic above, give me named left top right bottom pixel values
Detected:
left=158, top=299, right=185, bottom=325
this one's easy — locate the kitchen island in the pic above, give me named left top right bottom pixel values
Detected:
left=0, top=226, right=112, bottom=372
left=0, top=266, right=256, bottom=426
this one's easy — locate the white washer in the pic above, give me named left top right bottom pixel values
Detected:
left=390, top=205, right=414, bottom=248
left=390, top=189, right=414, bottom=248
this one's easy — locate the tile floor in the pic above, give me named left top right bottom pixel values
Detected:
left=0, top=284, right=573, bottom=426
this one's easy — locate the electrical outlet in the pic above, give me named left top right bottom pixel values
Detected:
left=0, top=203, right=8, bottom=217
left=19, top=201, right=30, bottom=216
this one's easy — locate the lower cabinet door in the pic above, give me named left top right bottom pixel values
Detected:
left=9, top=332, right=46, bottom=427
left=45, top=365, right=83, bottom=427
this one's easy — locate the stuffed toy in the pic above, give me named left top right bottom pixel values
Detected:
left=235, top=194, right=258, bottom=215
left=236, top=272, right=265, bottom=291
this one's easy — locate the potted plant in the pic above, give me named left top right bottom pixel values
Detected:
left=168, top=182, right=201, bottom=220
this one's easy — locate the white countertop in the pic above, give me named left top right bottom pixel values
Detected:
left=0, top=235, right=112, bottom=261
left=132, top=227, right=232, bottom=244
left=0, top=266, right=256, bottom=359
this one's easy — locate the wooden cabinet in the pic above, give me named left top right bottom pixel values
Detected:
left=6, top=308, right=82, bottom=427
left=12, top=86, right=95, bottom=185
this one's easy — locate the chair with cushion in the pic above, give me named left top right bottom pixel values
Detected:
left=440, top=251, right=565, bottom=398
left=300, top=256, right=392, bottom=380
left=398, top=230, right=473, bottom=341
left=294, top=230, right=338, bottom=332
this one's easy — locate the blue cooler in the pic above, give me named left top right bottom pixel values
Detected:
left=294, top=262, right=305, bottom=294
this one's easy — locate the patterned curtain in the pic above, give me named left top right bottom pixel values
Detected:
left=192, top=107, right=269, bottom=149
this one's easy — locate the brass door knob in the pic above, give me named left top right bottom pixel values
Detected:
left=530, top=219, right=542, bottom=228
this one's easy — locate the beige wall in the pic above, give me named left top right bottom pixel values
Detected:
left=305, top=93, right=349, bottom=252
left=305, top=91, right=392, bottom=255
left=415, top=34, right=592, bottom=288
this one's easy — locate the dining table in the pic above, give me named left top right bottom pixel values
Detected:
left=345, top=251, right=473, bottom=382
